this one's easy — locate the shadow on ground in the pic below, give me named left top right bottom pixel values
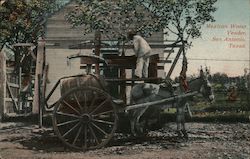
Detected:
left=17, top=127, right=183, bottom=152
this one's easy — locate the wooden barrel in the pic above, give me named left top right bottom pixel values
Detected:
left=60, top=74, right=107, bottom=95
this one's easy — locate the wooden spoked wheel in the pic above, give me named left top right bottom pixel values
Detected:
left=52, top=86, right=118, bottom=150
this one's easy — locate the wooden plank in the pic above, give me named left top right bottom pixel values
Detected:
left=6, top=82, right=18, bottom=112
left=157, top=66, right=164, bottom=70
left=33, top=38, right=45, bottom=114
left=0, top=52, right=6, bottom=121
left=107, top=57, right=137, bottom=66
left=45, top=43, right=60, bottom=46
left=13, top=43, right=35, bottom=47
left=167, top=46, right=184, bottom=78
left=5, top=98, right=18, bottom=102
left=105, top=77, right=162, bottom=82
left=163, top=49, right=174, bottom=53
left=7, top=82, right=19, bottom=88
left=69, top=43, right=184, bottom=49
left=158, top=60, right=172, bottom=63
left=6, top=67, right=14, bottom=73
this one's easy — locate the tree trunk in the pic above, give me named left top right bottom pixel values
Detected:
left=0, top=52, right=6, bottom=121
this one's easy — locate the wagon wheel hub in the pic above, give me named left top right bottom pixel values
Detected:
left=81, top=114, right=92, bottom=123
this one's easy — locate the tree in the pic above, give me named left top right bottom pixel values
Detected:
left=67, top=0, right=217, bottom=43
left=211, top=72, right=229, bottom=84
left=149, top=0, right=217, bottom=78
left=66, top=0, right=217, bottom=79
left=66, top=0, right=162, bottom=42
left=148, top=0, right=217, bottom=44
left=0, top=0, right=64, bottom=51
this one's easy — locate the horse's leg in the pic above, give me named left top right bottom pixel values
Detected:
left=128, top=108, right=145, bottom=136
left=181, top=114, right=188, bottom=139
left=128, top=109, right=137, bottom=136
left=129, top=110, right=136, bottom=136
left=182, top=103, right=189, bottom=139
left=176, top=105, right=183, bottom=138
left=130, top=115, right=137, bottom=136
left=135, top=107, right=148, bottom=135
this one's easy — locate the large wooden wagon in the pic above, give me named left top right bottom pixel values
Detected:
left=45, top=53, right=198, bottom=151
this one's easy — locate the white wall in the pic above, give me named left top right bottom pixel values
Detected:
left=45, top=48, right=93, bottom=105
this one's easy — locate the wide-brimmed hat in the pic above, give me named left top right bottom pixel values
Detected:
left=127, top=30, right=137, bottom=39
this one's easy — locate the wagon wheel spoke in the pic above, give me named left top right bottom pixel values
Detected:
left=62, top=100, right=81, bottom=115
left=90, top=97, right=110, bottom=115
left=72, top=124, right=83, bottom=145
left=57, top=119, right=80, bottom=127
left=84, top=92, right=88, bottom=113
left=56, top=112, right=81, bottom=119
left=84, top=124, right=88, bottom=149
left=92, top=119, right=114, bottom=125
left=91, top=122, right=108, bottom=136
left=62, top=121, right=81, bottom=138
left=92, top=110, right=114, bottom=117
left=74, top=93, right=84, bottom=113
left=88, top=91, right=97, bottom=112
left=88, top=124, right=99, bottom=145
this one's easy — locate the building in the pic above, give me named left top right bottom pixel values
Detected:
left=45, top=1, right=166, bottom=105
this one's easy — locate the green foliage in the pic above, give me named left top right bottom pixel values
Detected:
left=149, top=0, right=217, bottom=41
left=0, top=0, right=64, bottom=50
left=192, top=113, right=250, bottom=123
left=66, top=0, right=217, bottom=48
left=67, top=0, right=161, bottom=40
left=211, top=72, right=229, bottom=84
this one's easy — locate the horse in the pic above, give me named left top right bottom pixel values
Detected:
left=128, top=70, right=214, bottom=138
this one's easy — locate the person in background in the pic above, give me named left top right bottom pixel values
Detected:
left=127, top=30, right=152, bottom=78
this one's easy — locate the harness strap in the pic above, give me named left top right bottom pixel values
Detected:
left=180, top=75, right=189, bottom=92
left=179, top=52, right=189, bottom=92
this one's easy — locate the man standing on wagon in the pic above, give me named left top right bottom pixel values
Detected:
left=127, top=30, right=152, bottom=78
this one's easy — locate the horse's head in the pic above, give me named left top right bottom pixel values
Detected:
left=199, top=68, right=214, bottom=102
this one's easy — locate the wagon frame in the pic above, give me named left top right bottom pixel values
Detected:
left=44, top=42, right=198, bottom=150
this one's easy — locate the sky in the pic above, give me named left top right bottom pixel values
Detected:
left=167, top=0, right=250, bottom=77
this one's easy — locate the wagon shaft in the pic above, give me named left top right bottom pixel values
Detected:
left=125, top=91, right=198, bottom=111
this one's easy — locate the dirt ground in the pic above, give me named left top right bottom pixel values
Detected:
left=0, top=121, right=250, bottom=159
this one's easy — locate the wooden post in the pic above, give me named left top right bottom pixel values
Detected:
left=120, top=41, right=126, bottom=103
left=42, top=64, right=49, bottom=108
left=120, top=67, right=126, bottom=103
left=167, top=46, right=184, bottom=78
left=149, top=55, right=159, bottom=78
left=38, top=74, right=43, bottom=128
left=0, top=52, right=6, bottom=121
left=94, top=31, right=101, bottom=74
left=33, top=38, right=45, bottom=114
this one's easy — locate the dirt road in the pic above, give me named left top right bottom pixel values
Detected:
left=0, top=122, right=250, bottom=159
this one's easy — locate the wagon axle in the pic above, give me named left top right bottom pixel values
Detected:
left=80, top=114, right=92, bottom=123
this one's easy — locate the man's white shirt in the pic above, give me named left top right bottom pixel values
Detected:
left=133, top=35, right=152, bottom=58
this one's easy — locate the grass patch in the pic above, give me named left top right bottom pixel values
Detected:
left=161, top=111, right=250, bottom=123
